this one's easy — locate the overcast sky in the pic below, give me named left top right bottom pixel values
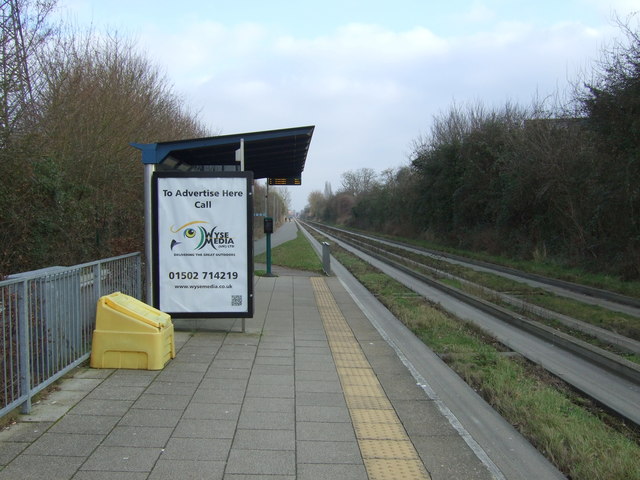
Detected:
left=56, top=0, right=637, bottom=211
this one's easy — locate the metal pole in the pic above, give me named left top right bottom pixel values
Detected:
left=236, top=139, right=246, bottom=332
left=265, top=180, right=273, bottom=276
left=236, top=138, right=245, bottom=171
left=144, top=163, right=155, bottom=304
left=18, top=280, right=32, bottom=414
left=266, top=232, right=272, bottom=275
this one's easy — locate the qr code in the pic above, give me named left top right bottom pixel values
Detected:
left=231, top=295, right=243, bottom=306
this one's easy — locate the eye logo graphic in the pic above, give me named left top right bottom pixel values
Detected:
left=170, top=221, right=217, bottom=251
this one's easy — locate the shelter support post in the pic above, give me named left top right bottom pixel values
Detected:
left=144, top=163, right=155, bottom=303
left=264, top=181, right=275, bottom=277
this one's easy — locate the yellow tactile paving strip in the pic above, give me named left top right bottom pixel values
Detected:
left=311, top=277, right=431, bottom=480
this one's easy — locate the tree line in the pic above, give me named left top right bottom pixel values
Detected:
left=0, top=0, right=287, bottom=277
left=303, top=16, right=640, bottom=279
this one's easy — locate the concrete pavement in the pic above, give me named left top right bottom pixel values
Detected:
left=0, top=222, right=497, bottom=479
left=253, top=220, right=298, bottom=256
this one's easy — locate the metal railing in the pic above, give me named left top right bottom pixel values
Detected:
left=0, top=252, right=142, bottom=417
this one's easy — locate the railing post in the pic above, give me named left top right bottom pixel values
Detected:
left=322, top=242, right=331, bottom=276
left=18, top=280, right=32, bottom=414
left=135, top=254, right=142, bottom=300
left=93, top=263, right=102, bottom=304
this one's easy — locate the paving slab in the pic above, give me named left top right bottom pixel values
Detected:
left=237, top=411, right=295, bottom=430
left=191, top=387, right=246, bottom=405
left=86, top=385, right=145, bottom=401
left=0, top=421, right=51, bottom=443
left=49, top=414, right=120, bottom=435
left=172, top=418, right=237, bottom=439
left=297, top=463, right=368, bottom=480
left=0, top=454, right=84, bottom=480
left=81, top=445, right=162, bottom=472
left=148, top=459, right=226, bottom=480
left=297, top=421, right=358, bottom=442
left=118, top=408, right=183, bottom=428
left=68, top=399, right=134, bottom=417
left=226, top=449, right=296, bottom=476
left=240, top=396, right=294, bottom=413
left=102, top=426, right=174, bottom=447
left=232, top=428, right=295, bottom=450
left=0, top=441, right=28, bottom=465
left=297, top=439, right=363, bottom=464
left=24, top=432, right=103, bottom=457
left=161, top=438, right=232, bottom=461
left=72, top=472, right=148, bottom=480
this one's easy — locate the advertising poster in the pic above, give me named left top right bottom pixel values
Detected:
left=152, top=172, right=253, bottom=317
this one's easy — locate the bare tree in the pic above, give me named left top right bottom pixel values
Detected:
left=276, top=187, right=292, bottom=213
left=306, top=190, right=327, bottom=220
left=0, top=0, right=56, bottom=143
left=0, top=27, right=210, bottom=274
left=340, top=168, right=378, bottom=196
left=35, top=31, right=209, bottom=259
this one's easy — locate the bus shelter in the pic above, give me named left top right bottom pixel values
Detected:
left=132, top=126, right=314, bottom=323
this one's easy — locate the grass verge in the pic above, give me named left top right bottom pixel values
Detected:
left=254, top=229, right=324, bottom=274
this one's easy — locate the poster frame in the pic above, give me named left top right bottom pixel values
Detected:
left=151, top=171, right=254, bottom=318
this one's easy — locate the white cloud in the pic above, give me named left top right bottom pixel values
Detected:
left=276, top=23, right=449, bottom=70
left=55, top=0, right=628, bottom=211
left=580, top=0, right=638, bottom=18
left=462, top=2, right=497, bottom=24
left=141, top=17, right=610, bottom=210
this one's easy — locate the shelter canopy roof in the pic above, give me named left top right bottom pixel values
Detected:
left=132, top=125, right=315, bottom=180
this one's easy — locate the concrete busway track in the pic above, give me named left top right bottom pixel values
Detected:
left=308, top=222, right=640, bottom=318
left=301, top=221, right=640, bottom=427
left=306, top=223, right=640, bottom=383
left=335, top=233, right=640, bottom=358
left=297, top=221, right=567, bottom=480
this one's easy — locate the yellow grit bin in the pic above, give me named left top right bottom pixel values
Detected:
left=90, top=292, right=176, bottom=370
